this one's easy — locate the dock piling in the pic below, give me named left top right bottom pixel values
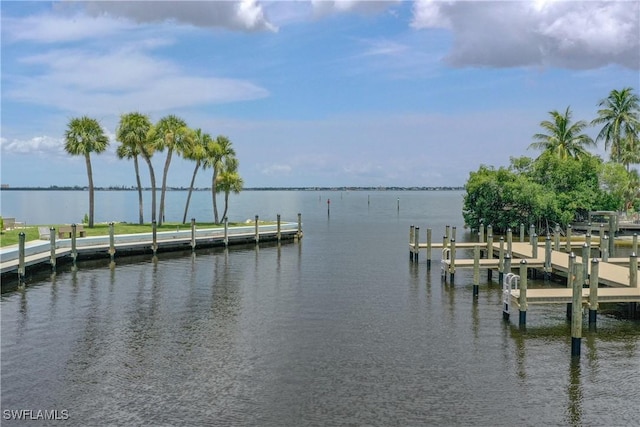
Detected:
left=478, top=223, right=484, bottom=244
left=224, top=218, right=229, bottom=246
left=529, top=224, right=535, bottom=246
left=445, top=225, right=450, bottom=247
left=255, top=215, right=260, bottom=243
left=507, top=228, right=513, bottom=255
left=498, top=237, right=505, bottom=283
left=473, top=245, right=480, bottom=298
left=277, top=214, right=281, bottom=243
left=554, top=224, right=560, bottom=250
left=50, top=227, right=56, bottom=272
left=414, top=227, right=420, bottom=263
left=519, top=259, right=528, bottom=327
left=544, top=235, right=552, bottom=280
left=566, top=225, right=572, bottom=252
left=608, top=216, right=615, bottom=256
left=109, top=222, right=116, bottom=261
left=520, top=223, right=525, bottom=242
left=426, top=228, right=432, bottom=269
left=18, top=232, right=25, bottom=284
left=602, top=236, right=609, bottom=261
left=567, top=252, right=576, bottom=320
left=581, top=243, right=589, bottom=285
left=409, top=225, right=415, bottom=261
left=589, top=258, right=599, bottom=327
left=633, top=233, right=638, bottom=255
left=532, top=233, right=538, bottom=259
left=297, top=213, right=302, bottom=240
left=190, top=218, right=196, bottom=251
left=152, top=220, right=158, bottom=256
left=71, top=224, right=78, bottom=265
left=571, top=262, right=583, bottom=358
left=449, top=239, right=456, bottom=283
left=630, top=253, right=637, bottom=288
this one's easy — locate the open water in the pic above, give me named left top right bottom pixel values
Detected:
left=1, top=190, right=639, bottom=426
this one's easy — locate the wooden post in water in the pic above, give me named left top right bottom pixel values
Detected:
left=586, top=233, right=592, bottom=260
left=18, top=232, right=26, bottom=283
left=529, top=224, right=535, bottom=246
left=426, top=228, right=432, bottom=270
left=190, top=218, right=196, bottom=251
left=532, top=233, right=538, bottom=259
left=277, top=214, right=281, bottom=243
left=409, top=225, right=415, bottom=261
left=224, top=218, right=229, bottom=246
left=566, top=224, right=572, bottom=252
left=519, top=259, right=528, bottom=327
left=602, top=236, right=609, bottom=261
left=581, top=243, right=589, bottom=286
left=630, top=253, right=638, bottom=288
left=71, top=223, right=78, bottom=265
left=507, top=228, right=513, bottom=255
left=297, top=213, right=302, bottom=240
left=254, top=215, right=260, bottom=243
left=445, top=225, right=450, bottom=247
left=327, top=199, right=330, bottom=216
left=633, top=233, right=638, bottom=255
left=473, top=245, right=480, bottom=298
left=567, top=252, right=576, bottom=320
left=498, top=237, right=505, bottom=283
left=414, top=227, right=420, bottom=263
left=478, top=223, right=484, bottom=244
left=109, top=222, right=116, bottom=262
left=486, top=229, right=493, bottom=280
left=449, top=238, right=456, bottom=283
left=599, top=224, right=605, bottom=250
left=571, top=262, right=583, bottom=357
left=554, top=224, right=561, bottom=250
left=452, top=226, right=457, bottom=243
left=589, top=258, right=599, bottom=328
left=520, top=223, right=525, bottom=242
left=544, top=235, right=552, bottom=281
left=608, top=215, right=615, bottom=257
left=504, top=253, right=512, bottom=279
left=152, top=220, right=158, bottom=256
left=50, top=227, right=56, bottom=272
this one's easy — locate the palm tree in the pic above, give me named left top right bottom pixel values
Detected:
left=529, top=107, right=595, bottom=160
left=203, top=135, right=236, bottom=223
left=64, top=116, right=109, bottom=228
left=181, top=128, right=210, bottom=224
left=217, top=156, right=244, bottom=221
left=592, top=87, right=640, bottom=169
left=150, top=115, right=192, bottom=226
left=116, top=112, right=152, bottom=225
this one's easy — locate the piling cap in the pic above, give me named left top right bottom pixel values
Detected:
left=520, top=259, right=527, bottom=264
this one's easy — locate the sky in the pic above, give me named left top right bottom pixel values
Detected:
left=1, top=0, right=639, bottom=189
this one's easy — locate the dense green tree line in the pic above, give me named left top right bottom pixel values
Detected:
left=464, top=87, right=640, bottom=233
left=64, top=112, right=243, bottom=227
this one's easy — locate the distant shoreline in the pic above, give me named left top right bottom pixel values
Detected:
left=1, top=186, right=464, bottom=192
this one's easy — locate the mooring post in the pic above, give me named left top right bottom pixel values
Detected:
left=589, top=258, right=599, bottom=327
left=18, top=232, right=26, bottom=283
left=414, top=227, right=420, bottom=263
left=633, top=233, right=638, bottom=255
left=426, top=228, right=432, bottom=270
left=571, top=262, right=583, bottom=358
left=152, top=220, right=158, bottom=256
left=554, top=224, right=561, bottom=251
left=409, top=225, right=415, bottom=261
left=599, top=224, right=605, bottom=251
left=608, top=215, right=615, bottom=257
left=486, top=229, right=493, bottom=280
left=532, top=234, right=538, bottom=259
left=544, top=235, right=552, bottom=281
left=445, top=225, right=450, bottom=247
left=581, top=243, right=589, bottom=285
left=478, top=223, right=484, bottom=244
left=327, top=199, right=330, bottom=216
left=498, top=237, right=505, bottom=283
left=50, top=227, right=56, bottom=272
left=109, top=222, right=116, bottom=262
left=71, top=223, right=78, bottom=265
left=297, top=213, right=303, bottom=240
left=190, top=218, right=196, bottom=251
left=520, top=223, right=525, bottom=242
left=519, top=259, right=528, bottom=327
left=630, top=253, right=638, bottom=288
left=224, top=218, right=229, bottom=246
left=507, top=228, right=513, bottom=255
left=602, top=236, right=609, bottom=261
left=277, top=214, right=281, bottom=243
left=452, top=226, right=457, bottom=243
left=449, top=238, right=456, bottom=283
left=586, top=233, right=592, bottom=261
left=529, top=224, right=535, bottom=246
left=504, top=253, right=512, bottom=278
left=566, top=224, right=572, bottom=252
left=473, top=245, right=480, bottom=298
left=567, top=252, right=576, bottom=320
left=254, top=215, right=260, bottom=243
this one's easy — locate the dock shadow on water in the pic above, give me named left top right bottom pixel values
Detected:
left=1, top=190, right=639, bottom=425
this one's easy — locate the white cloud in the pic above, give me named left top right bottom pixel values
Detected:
left=261, top=163, right=292, bottom=175
left=411, top=0, right=640, bottom=70
left=0, top=135, right=65, bottom=156
left=311, top=0, right=401, bottom=16
left=81, top=0, right=278, bottom=32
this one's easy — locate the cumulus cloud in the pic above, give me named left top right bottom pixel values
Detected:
left=0, top=136, right=65, bottom=156
left=311, top=0, right=401, bottom=16
left=261, top=164, right=292, bottom=175
left=411, top=0, right=639, bottom=70
left=80, top=0, right=278, bottom=32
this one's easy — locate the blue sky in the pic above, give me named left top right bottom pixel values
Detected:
left=1, top=0, right=639, bottom=188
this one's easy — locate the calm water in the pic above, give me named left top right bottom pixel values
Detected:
left=1, top=190, right=639, bottom=426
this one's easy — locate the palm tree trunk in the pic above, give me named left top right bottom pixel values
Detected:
left=221, top=190, right=230, bottom=222
left=141, top=152, right=156, bottom=224
left=134, top=155, right=144, bottom=225
left=158, top=148, right=173, bottom=226
left=182, top=161, right=200, bottom=224
left=85, top=153, right=95, bottom=228
left=212, top=167, right=219, bottom=223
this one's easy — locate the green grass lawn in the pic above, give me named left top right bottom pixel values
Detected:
left=0, top=221, right=254, bottom=247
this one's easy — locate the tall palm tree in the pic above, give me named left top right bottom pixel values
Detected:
left=64, top=116, right=109, bottom=228
left=203, top=135, right=236, bottom=223
left=181, top=128, right=210, bottom=224
left=116, top=112, right=152, bottom=225
left=592, top=87, right=640, bottom=169
left=529, top=107, right=595, bottom=160
left=150, top=115, right=192, bottom=226
left=217, top=156, right=243, bottom=222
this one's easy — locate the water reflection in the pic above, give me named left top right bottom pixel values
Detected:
left=565, top=358, right=583, bottom=426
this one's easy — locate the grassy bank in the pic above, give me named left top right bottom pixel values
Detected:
left=0, top=222, right=253, bottom=247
